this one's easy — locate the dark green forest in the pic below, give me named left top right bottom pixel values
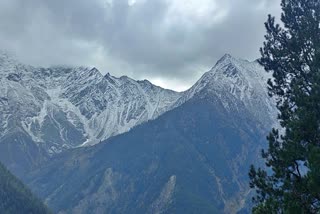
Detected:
left=0, top=162, right=51, bottom=214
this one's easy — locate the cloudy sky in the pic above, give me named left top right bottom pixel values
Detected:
left=0, top=0, right=281, bottom=91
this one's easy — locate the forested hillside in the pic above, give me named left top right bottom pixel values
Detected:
left=0, top=162, right=51, bottom=214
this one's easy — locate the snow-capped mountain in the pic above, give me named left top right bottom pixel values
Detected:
left=24, top=55, right=278, bottom=214
left=176, top=54, right=277, bottom=131
left=1, top=51, right=280, bottom=213
left=0, top=51, right=277, bottom=156
left=0, top=51, right=277, bottom=158
left=0, top=52, right=181, bottom=154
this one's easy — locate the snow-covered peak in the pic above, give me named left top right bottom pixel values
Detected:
left=176, top=54, right=277, bottom=130
left=0, top=52, right=181, bottom=154
left=0, top=51, right=276, bottom=154
left=215, top=53, right=234, bottom=65
left=182, top=54, right=270, bottom=96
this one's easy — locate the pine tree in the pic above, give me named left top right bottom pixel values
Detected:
left=249, top=0, right=320, bottom=213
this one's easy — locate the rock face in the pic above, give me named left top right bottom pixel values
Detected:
left=25, top=55, right=277, bottom=213
left=0, top=51, right=181, bottom=174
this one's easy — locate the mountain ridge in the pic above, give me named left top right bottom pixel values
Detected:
left=26, top=84, right=269, bottom=214
left=0, top=52, right=278, bottom=152
left=0, top=52, right=181, bottom=176
left=0, top=53, right=181, bottom=152
left=175, top=54, right=277, bottom=130
left=0, top=51, right=279, bottom=213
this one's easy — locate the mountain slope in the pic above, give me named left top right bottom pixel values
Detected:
left=0, top=52, right=181, bottom=152
left=176, top=54, right=277, bottom=130
left=25, top=55, right=276, bottom=214
left=0, top=161, right=51, bottom=214
left=0, top=51, right=181, bottom=175
left=26, top=93, right=265, bottom=214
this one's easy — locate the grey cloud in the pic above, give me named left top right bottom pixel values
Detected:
left=0, top=0, right=281, bottom=91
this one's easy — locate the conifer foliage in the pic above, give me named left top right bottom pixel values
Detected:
left=249, top=0, right=320, bottom=213
left=0, top=162, right=51, bottom=214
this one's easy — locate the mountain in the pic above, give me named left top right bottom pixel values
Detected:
left=0, top=161, right=51, bottom=214
left=0, top=51, right=181, bottom=175
left=25, top=55, right=277, bottom=213
left=176, top=54, right=276, bottom=130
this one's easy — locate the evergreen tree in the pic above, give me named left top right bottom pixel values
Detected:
left=249, top=0, right=320, bottom=213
